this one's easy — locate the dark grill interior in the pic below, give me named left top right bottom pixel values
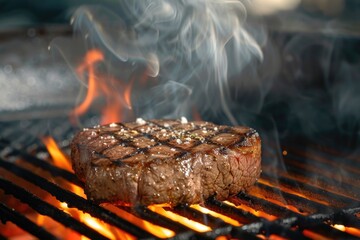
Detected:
left=0, top=116, right=359, bottom=240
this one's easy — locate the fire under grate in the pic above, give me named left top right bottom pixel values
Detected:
left=0, top=117, right=359, bottom=239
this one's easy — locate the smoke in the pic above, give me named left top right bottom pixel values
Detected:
left=52, top=0, right=359, bottom=153
left=249, top=0, right=301, bottom=15
left=69, top=0, right=264, bottom=124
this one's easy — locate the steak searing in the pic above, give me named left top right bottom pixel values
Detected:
left=71, top=118, right=261, bottom=206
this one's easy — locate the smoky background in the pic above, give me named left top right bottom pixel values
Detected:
left=0, top=0, right=359, bottom=164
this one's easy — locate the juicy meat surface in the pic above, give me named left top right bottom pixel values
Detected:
left=70, top=119, right=261, bottom=206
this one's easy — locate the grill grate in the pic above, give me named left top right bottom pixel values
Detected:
left=0, top=117, right=359, bottom=239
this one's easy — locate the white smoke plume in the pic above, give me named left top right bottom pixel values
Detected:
left=70, top=0, right=264, bottom=124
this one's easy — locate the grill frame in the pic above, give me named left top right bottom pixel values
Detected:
left=0, top=117, right=359, bottom=240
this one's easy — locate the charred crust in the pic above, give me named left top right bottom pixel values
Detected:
left=230, top=136, right=247, bottom=148
left=245, top=128, right=258, bottom=137
left=71, top=119, right=261, bottom=206
left=218, top=147, right=228, bottom=154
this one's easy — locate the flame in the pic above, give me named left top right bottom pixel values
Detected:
left=302, top=230, right=332, bottom=240
left=257, top=234, right=288, bottom=240
left=42, top=136, right=73, bottom=172
left=215, top=237, right=229, bottom=240
left=148, top=205, right=212, bottom=232
left=223, top=201, right=277, bottom=221
left=101, top=87, right=125, bottom=125
left=332, top=224, right=360, bottom=237
left=73, top=49, right=104, bottom=117
left=191, top=205, right=241, bottom=226
left=72, top=49, right=132, bottom=125
left=41, top=136, right=360, bottom=239
left=103, top=205, right=175, bottom=238
left=124, top=78, right=134, bottom=110
left=42, top=136, right=134, bottom=239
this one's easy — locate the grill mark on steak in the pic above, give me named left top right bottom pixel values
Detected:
left=71, top=119, right=261, bottom=206
left=96, top=122, right=243, bottom=164
left=96, top=123, right=189, bottom=164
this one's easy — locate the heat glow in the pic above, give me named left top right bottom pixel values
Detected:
left=223, top=200, right=277, bottom=221
left=43, top=137, right=224, bottom=239
left=43, top=136, right=134, bottom=240
left=148, top=205, right=211, bottom=232
left=332, top=224, right=360, bottom=238
left=72, top=49, right=134, bottom=124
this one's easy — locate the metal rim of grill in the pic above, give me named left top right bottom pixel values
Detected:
left=0, top=116, right=359, bottom=240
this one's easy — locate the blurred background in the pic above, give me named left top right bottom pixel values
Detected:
left=0, top=0, right=359, bottom=150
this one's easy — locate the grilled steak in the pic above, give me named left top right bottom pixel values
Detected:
left=71, top=118, right=261, bottom=206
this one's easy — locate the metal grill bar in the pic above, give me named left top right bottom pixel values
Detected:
left=0, top=142, right=82, bottom=187
left=277, top=164, right=359, bottom=201
left=258, top=221, right=311, bottom=240
left=126, top=205, right=193, bottom=234
left=234, top=219, right=312, bottom=240
left=126, top=205, right=262, bottom=240
left=1, top=118, right=360, bottom=239
left=284, top=154, right=360, bottom=197
left=260, top=173, right=359, bottom=208
left=0, top=202, right=58, bottom=240
left=205, top=197, right=261, bottom=224
left=298, top=222, right=358, bottom=239
left=199, top=199, right=315, bottom=239
left=233, top=192, right=301, bottom=217
left=237, top=210, right=360, bottom=239
left=287, top=145, right=360, bottom=171
left=332, top=211, right=360, bottom=229
left=0, top=157, right=157, bottom=239
left=233, top=193, right=359, bottom=238
left=250, top=182, right=332, bottom=213
left=228, top=228, right=263, bottom=240
left=0, top=178, right=110, bottom=240
left=168, top=205, right=230, bottom=229
left=0, top=120, right=48, bottom=149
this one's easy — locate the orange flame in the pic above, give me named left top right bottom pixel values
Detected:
left=124, top=78, right=134, bottom=110
left=332, top=224, right=360, bottom=238
left=73, top=49, right=104, bottom=117
left=191, top=205, right=241, bottom=226
left=148, top=205, right=211, bottom=232
left=41, top=136, right=360, bottom=240
left=223, top=201, right=277, bottom=221
left=42, top=136, right=134, bottom=240
left=42, top=136, right=73, bottom=172
left=103, top=205, right=175, bottom=238
left=302, top=230, right=332, bottom=240
left=101, top=89, right=124, bottom=125
left=72, top=49, right=132, bottom=125
left=257, top=234, right=288, bottom=240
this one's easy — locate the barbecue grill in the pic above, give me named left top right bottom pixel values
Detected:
left=0, top=114, right=359, bottom=240
left=1, top=1, right=360, bottom=239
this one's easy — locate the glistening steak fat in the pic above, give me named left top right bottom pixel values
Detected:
left=70, top=118, right=261, bottom=206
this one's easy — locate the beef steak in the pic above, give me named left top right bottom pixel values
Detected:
left=70, top=118, right=261, bottom=206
